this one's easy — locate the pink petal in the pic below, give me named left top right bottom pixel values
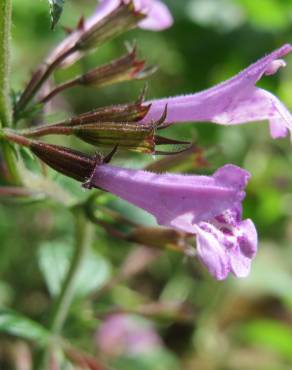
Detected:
left=229, top=245, right=252, bottom=278
left=139, top=0, right=173, bottom=30
left=228, top=219, right=257, bottom=278
left=195, top=214, right=257, bottom=280
left=195, top=225, right=229, bottom=280
left=92, top=0, right=119, bottom=25
left=235, top=219, right=258, bottom=259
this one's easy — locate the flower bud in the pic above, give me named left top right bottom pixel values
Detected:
left=30, top=142, right=97, bottom=182
left=76, top=46, right=156, bottom=88
left=72, top=120, right=191, bottom=154
left=73, top=121, right=156, bottom=153
left=69, top=101, right=151, bottom=124
left=76, top=2, right=145, bottom=51
left=19, top=102, right=151, bottom=138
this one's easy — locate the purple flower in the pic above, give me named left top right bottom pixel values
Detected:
left=85, top=163, right=257, bottom=279
left=142, top=44, right=292, bottom=140
left=93, top=0, right=173, bottom=31
left=96, top=314, right=162, bottom=357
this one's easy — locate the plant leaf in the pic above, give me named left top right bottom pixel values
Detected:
left=38, top=241, right=111, bottom=298
left=48, top=0, right=65, bottom=29
left=0, top=309, right=50, bottom=345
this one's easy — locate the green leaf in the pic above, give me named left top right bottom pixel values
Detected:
left=48, top=0, right=65, bottom=29
left=113, top=349, right=180, bottom=370
left=237, top=0, right=289, bottom=31
left=38, top=241, right=111, bottom=298
left=238, top=319, right=292, bottom=361
left=0, top=309, right=50, bottom=344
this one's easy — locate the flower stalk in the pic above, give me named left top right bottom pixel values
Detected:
left=14, top=46, right=77, bottom=118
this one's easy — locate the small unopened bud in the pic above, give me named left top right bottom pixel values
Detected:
left=71, top=107, right=189, bottom=153
left=76, top=2, right=145, bottom=51
left=30, top=142, right=97, bottom=182
left=20, top=106, right=191, bottom=154
left=77, top=46, right=156, bottom=88
left=19, top=102, right=151, bottom=138
left=73, top=121, right=156, bottom=153
left=68, top=101, right=151, bottom=124
left=41, top=48, right=155, bottom=104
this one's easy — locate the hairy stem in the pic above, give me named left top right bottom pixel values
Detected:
left=0, top=0, right=23, bottom=185
left=1, top=142, right=22, bottom=184
left=0, top=0, right=12, bottom=127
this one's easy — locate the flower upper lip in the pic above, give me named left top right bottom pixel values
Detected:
left=140, top=44, right=292, bottom=141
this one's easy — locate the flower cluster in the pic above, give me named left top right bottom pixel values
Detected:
left=9, top=0, right=292, bottom=280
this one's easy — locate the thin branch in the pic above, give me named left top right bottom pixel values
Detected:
left=14, top=46, right=77, bottom=118
left=40, top=78, right=78, bottom=104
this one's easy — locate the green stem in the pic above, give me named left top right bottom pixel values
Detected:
left=37, top=207, right=93, bottom=370
left=0, top=0, right=12, bottom=128
left=0, top=0, right=22, bottom=185
left=51, top=208, right=93, bottom=334
left=1, top=142, right=22, bottom=184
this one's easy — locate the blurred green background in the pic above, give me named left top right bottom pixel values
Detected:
left=2, top=0, right=292, bottom=369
